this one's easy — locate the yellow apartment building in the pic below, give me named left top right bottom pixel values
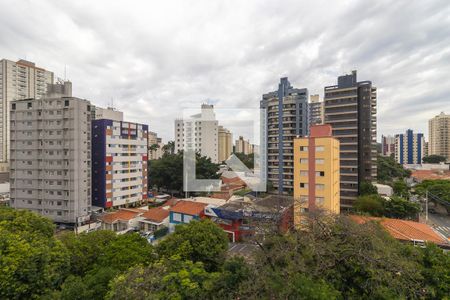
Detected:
left=294, top=124, right=340, bottom=227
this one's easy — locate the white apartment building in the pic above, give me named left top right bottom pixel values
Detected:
left=0, top=59, right=54, bottom=165
left=92, top=119, right=148, bottom=208
left=9, top=84, right=91, bottom=225
left=174, top=104, right=219, bottom=163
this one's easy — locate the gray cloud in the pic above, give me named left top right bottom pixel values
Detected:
left=0, top=0, right=449, bottom=141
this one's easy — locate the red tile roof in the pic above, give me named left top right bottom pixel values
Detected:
left=141, top=207, right=170, bottom=223
left=101, top=210, right=141, bottom=224
left=411, top=170, right=450, bottom=181
left=170, top=200, right=207, bottom=216
left=350, top=215, right=448, bottom=245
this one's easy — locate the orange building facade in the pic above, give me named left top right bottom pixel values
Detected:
left=294, top=124, right=340, bottom=226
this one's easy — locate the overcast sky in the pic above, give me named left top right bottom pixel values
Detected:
left=1, top=0, right=449, bottom=142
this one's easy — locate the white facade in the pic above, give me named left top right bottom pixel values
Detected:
left=9, top=90, right=91, bottom=224
left=174, top=104, right=219, bottom=163
left=0, top=59, right=54, bottom=164
left=94, top=106, right=123, bottom=121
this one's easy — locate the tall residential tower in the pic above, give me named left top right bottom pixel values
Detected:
left=261, top=77, right=309, bottom=195
left=394, top=129, right=424, bottom=165
left=0, top=59, right=54, bottom=165
left=428, top=112, right=450, bottom=161
left=324, top=71, right=377, bottom=208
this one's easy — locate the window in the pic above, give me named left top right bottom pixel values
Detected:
left=184, top=215, right=193, bottom=223
left=64, top=100, right=69, bottom=107
left=300, top=146, right=308, bottom=152
left=315, top=197, right=324, bottom=205
left=300, top=158, right=308, bottom=164
left=315, top=146, right=324, bottom=152
left=172, top=213, right=182, bottom=222
left=12, top=103, right=16, bottom=110
left=316, top=171, right=325, bottom=177
left=300, top=171, right=308, bottom=176
left=300, top=183, right=308, bottom=188
left=316, top=184, right=325, bottom=191
left=315, top=159, right=324, bottom=164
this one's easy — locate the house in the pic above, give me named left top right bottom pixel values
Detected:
left=350, top=215, right=449, bottom=249
left=374, top=184, right=393, bottom=197
left=99, top=208, right=145, bottom=232
left=138, top=207, right=170, bottom=233
left=169, top=200, right=208, bottom=231
left=206, top=195, right=294, bottom=242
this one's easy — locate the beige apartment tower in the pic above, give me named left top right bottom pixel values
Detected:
left=218, top=126, right=232, bottom=162
left=428, top=112, right=450, bottom=161
left=9, top=83, right=92, bottom=225
left=0, top=59, right=54, bottom=166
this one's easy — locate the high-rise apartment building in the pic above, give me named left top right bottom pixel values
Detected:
left=91, top=120, right=149, bottom=208
left=261, top=77, right=309, bottom=194
left=293, top=124, right=340, bottom=226
left=0, top=59, right=54, bottom=165
left=324, top=71, right=377, bottom=208
left=218, top=126, right=232, bottom=162
left=381, top=135, right=395, bottom=157
left=9, top=83, right=91, bottom=225
left=394, top=129, right=424, bottom=165
left=174, top=104, right=219, bottom=163
left=429, top=112, right=450, bottom=161
left=309, top=94, right=323, bottom=126
left=148, top=131, right=164, bottom=160
left=235, top=136, right=253, bottom=155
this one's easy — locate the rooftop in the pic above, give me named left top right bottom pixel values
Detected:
left=350, top=215, right=448, bottom=246
left=100, top=209, right=142, bottom=224
left=170, top=200, right=208, bottom=216
left=141, top=207, right=170, bottom=223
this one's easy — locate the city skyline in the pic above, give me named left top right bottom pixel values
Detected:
left=0, top=0, right=449, bottom=142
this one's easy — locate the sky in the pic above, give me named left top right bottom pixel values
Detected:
left=1, top=0, right=449, bottom=143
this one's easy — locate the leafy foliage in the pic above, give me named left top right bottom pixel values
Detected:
left=0, top=207, right=69, bottom=299
left=359, top=180, right=378, bottom=195
left=148, top=151, right=219, bottom=195
left=422, top=155, right=447, bottom=164
left=355, top=194, right=420, bottom=219
left=377, top=155, right=411, bottom=183
left=232, top=152, right=254, bottom=169
left=415, top=179, right=450, bottom=204
left=393, top=179, right=409, bottom=197
left=156, top=219, right=228, bottom=271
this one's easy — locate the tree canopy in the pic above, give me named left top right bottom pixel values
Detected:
left=355, top=194, right=420, bottom=219
left=415, top=179, right=450, bottom=204
left=359, top=180, right=378, bottom=196
left=377, top=155, right=411, bottom=183
left=148, top=151, right=219, bottom=195
left=422, top=155, right=447, bottom=164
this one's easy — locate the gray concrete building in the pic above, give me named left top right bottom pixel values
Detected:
left=324, top=70, right=377, bottom=208
left=9, top=82, right=92, bottom=225
left=0, top=59, right=54, bottom=167
left=261, top=77, right=309, bottom=195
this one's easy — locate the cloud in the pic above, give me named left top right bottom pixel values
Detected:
left=0, top=0, right=449, bottom=141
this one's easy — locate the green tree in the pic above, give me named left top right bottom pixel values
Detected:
left=156, top=219, right=228, bottom=271
left=422, top=155, right=447, bottom=164
left=415, top=179, right=450, bottom=204
left=0, top=207, right=69, bottom=299
left=232, top=152, right=255, bottom=169
left=383, top=196, right=420, bottom=219
left=354, top=194, right=386, bottom=216
left=377, top=155, right=411, bottom=183
left=162, top=140, right=175, bottom=155
left=419, top=243, right=450, bottom=298
left=359, top=180, right=378, bottom=195
left=106, top=256, right=220, bottom=300
left=393, top=179, right=409, bottom=197
left=149, top=151, right=219, bottom=195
